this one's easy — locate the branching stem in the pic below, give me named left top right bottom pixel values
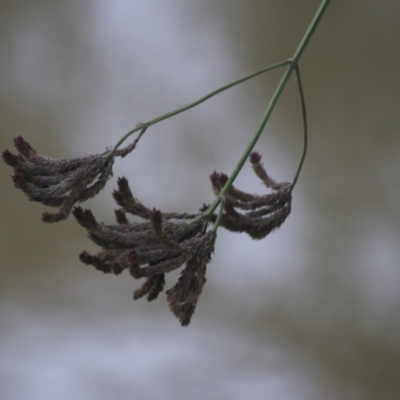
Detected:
left=105, top=60, right=291, bottom=159
left=106, top=0, right=330, bottom=227
left=193, top=0, right=330, bottom=224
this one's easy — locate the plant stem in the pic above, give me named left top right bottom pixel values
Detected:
left=201, top=0, right=330, bottom=220
left=105, top=60, right=291, bottom=159
left=212, top=197, right=225, bottom=232
left=290, top=65, right=307, bottom=192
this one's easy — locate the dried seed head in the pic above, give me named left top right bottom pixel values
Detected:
left=2, top=135, right=144, bottom=223
left=166, top=230, right=216, bottom=326
left=74, top=177, right=215, bottom=326
left=209, top=152, right=292, bottom=239
left=250, top=151, right=290, bottom=190
left=2, top=136, right=114, bottom=222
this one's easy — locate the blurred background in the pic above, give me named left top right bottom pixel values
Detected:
left=1, top=1, right=400, bottom=399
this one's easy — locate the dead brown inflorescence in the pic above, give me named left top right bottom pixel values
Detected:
left=73, top=177, right=216, bottom=326
left=208, top=151, right=292, bottom=240
left=2, top=135, right=139, bottom=222
left=3, top=136, right=292, bottom=326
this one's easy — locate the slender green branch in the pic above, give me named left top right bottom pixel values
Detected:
left=200, top=0, right=330, bottom=220
left=291, top=0, right=330, bottom=65
left=106, top=60, right=291, bottom=158
left=212, top=196, right=225, bottom=232
left=290, top=65, right=307, bottom=192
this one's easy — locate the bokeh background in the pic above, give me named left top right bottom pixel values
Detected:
left=1, top=1, right=400, bottom=399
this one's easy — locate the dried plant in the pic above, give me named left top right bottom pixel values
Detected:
left=2, top=130, right=145, bottom=222
left=72, top=177, right=216, bottom=325
left=208, top=152, right=292, bottom=240
left=2, top=0, right=330, bottom=325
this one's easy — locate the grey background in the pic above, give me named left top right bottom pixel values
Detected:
left=1, top=1, right=400, bottom=399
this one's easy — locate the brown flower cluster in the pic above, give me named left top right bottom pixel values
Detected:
left=73, top=177, right=216, bottom=326
left=209, top=151, right=292, bottom=239
left=3, top=135, right=293, bottom=326
left=2, top=135, right=139, bottom=222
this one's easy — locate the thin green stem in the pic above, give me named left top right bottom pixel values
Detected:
left=291, top=0, right=330, bottom=65
left=105, top=60, right=290, bottom=158
left=212, top=196, right=225, bottom=232
left=199, top=0, right=330, bottom=220
left=290, top=65, right=307, bottom=192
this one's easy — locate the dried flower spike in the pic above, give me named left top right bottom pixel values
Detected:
left=74, top=177, right=216, bottom=326
left=210, top=152, right=292, bottom=239
left=166, top=230, right=216, bottom=326
left=2, top=135, right=141, bottom=222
